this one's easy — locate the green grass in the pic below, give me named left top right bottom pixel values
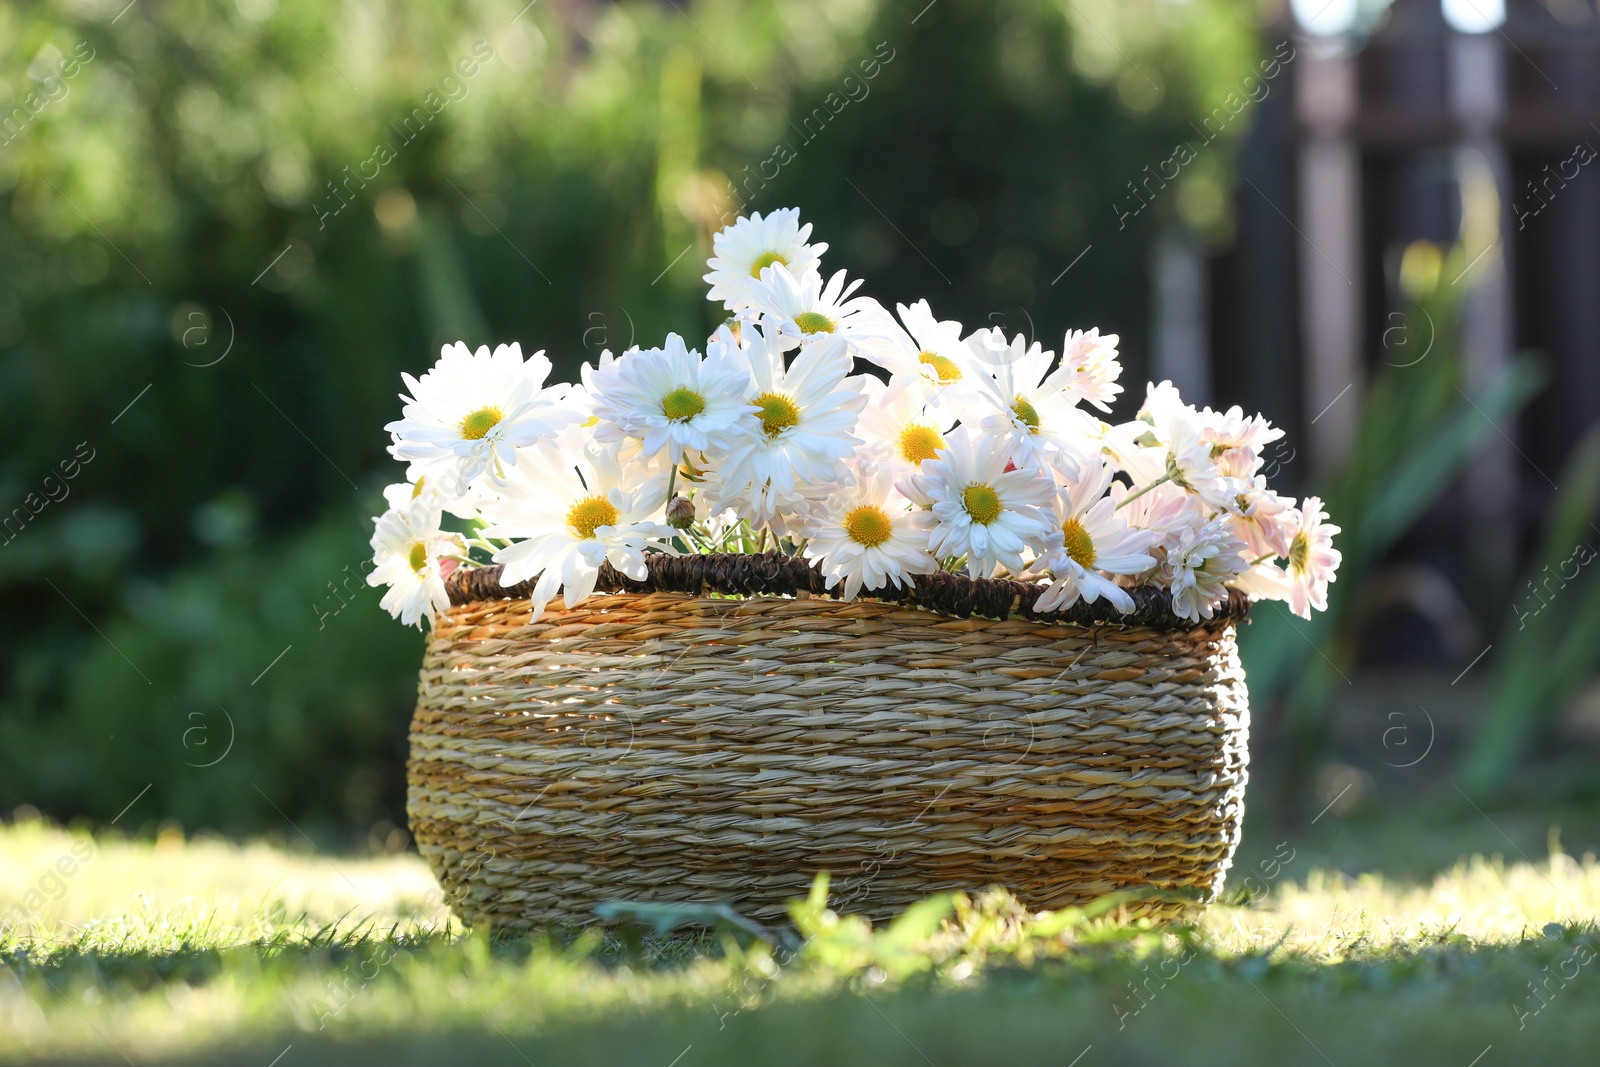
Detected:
left=4, top=811, right=1600, bottom=1066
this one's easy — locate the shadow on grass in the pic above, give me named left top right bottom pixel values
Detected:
left=4, top=918, right=726, bottom=996
left=11, top=916, right=1600, bottom=1067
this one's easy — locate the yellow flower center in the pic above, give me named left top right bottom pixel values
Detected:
left=661, top=387, right=706, bottom=422
left=1288, top=531, right=1309, bottom=574
left=1012, top=396, right=1041, bottom=433
left=918, top=351, right=963, bottom=383
left=567, top=496, right=620, bottom=539
left=754, top=391, right=801, bottom=438
left=407, top=542, right=428, bottom=573
left=843, top=505, right=893, bottom=548
left=961, top=484, right=1002, bottom=525
left=1061, top=518, right=1096, bottom=569
left=411, top=477, right=426, bottom=499
left=459, top=406, right=503, bottom=441
left=898, top=423, right=946, bottom=465
left=794, top=310, right=835, bottom=335
left=750, top=251, right=789, bottom=278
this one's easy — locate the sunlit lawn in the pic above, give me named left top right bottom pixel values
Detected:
left=4, top=808, right=1599, bottom=1066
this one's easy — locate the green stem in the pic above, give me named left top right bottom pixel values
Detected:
left=467, top=532, right=508, bottom=555
left=1114, top=474, right=1171, bottom=511
left=663, top=463, right=679, bottom=511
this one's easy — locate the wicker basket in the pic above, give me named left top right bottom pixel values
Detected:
left=407, top=552, right=1251, bottom=928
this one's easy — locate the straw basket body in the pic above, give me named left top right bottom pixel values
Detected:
left=407, top=556, right=1250, bottom=928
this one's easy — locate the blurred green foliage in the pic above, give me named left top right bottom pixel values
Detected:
left=1461, top=422, right=1600, bottom=797
left=2, top=509, right=421, bottom=833
left=1238, top=239, right=1545, bottom=811
left=1, top=0, right=1267, bottom=832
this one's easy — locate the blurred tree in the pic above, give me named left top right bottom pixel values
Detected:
left=0, top=0, right=1265, bottom=833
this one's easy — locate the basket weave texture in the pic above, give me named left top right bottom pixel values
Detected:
left=407, top=556, right=1251, bottom=928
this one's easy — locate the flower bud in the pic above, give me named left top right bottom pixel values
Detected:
left=666, top=495, right=695, bottom=530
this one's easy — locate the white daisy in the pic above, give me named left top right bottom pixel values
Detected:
left=743, top=264, right=895, bottom=355
left=960, top=327, right=1101, bottom=469
left=1112, top=382, right=1233, bottom=510
left=1164, top=514, right=1248, bottom=623
left=385, top=342, right=577, bottom=490
left=1198, top=403, right=1284, bottom=455
left=367, top=497, right=465, bottom=629
left=584, top=333, right=752, bottom=465
left=1034, top=456, right=1157, bottom=613
left=1109, top=478, right=1199, bottom=558
left=1165, top=424, right=1235, bottom=509
left=1140, top=378, right=1192, bottom=432
left=387, top=465, right=493, bottom=522
left=671, top=448, right=736, bottom=526
left=1229, top=558, right=1293, bottom=601
left=712, top=327, right=867, bottom=529
left=382, top=477, right=430, bottom=513
left=689, top=482, right=743, bottom=546
left=1058, top=328, right=1124, bottom=413
left=483, top=441, right=676, bottom=621
left=557, top=410, right=677, bottom=509
left=1102, top=420, right=1167, bottom=488
left=897, top=300, right=971, bottom=390
left=855, top=374, right=958, bottom=477
left=1198, top=404, right=1285, bottom=480
left=703, top=208, right=827, bottom=311
left=1283, top=496, right=1342, bottom=619
left=851, top=300, right=973, bottom=409
left=1229, top=477, right=1297, bottom=560
left=899, top=427, right=1056, bottom=578
left=802, top=457, right=938, bottom=601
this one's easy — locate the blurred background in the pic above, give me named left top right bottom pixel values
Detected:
left=3, top=0, right=1598, bottom=853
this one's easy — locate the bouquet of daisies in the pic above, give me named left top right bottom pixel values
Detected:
left=370, top=208, right=1340, bottom=629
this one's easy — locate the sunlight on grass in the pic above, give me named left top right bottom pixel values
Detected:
left=1206, top=850, right=1600, bottom=960
left=1, top=818, right=451, bottom=947
left=2, top=817, right=1598, bottom=1065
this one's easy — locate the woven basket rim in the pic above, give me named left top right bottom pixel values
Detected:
left=443, top=552, right=1250, bottom=631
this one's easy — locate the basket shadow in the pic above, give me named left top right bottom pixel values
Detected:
left=33, top=929, right=1600, bottom=1067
